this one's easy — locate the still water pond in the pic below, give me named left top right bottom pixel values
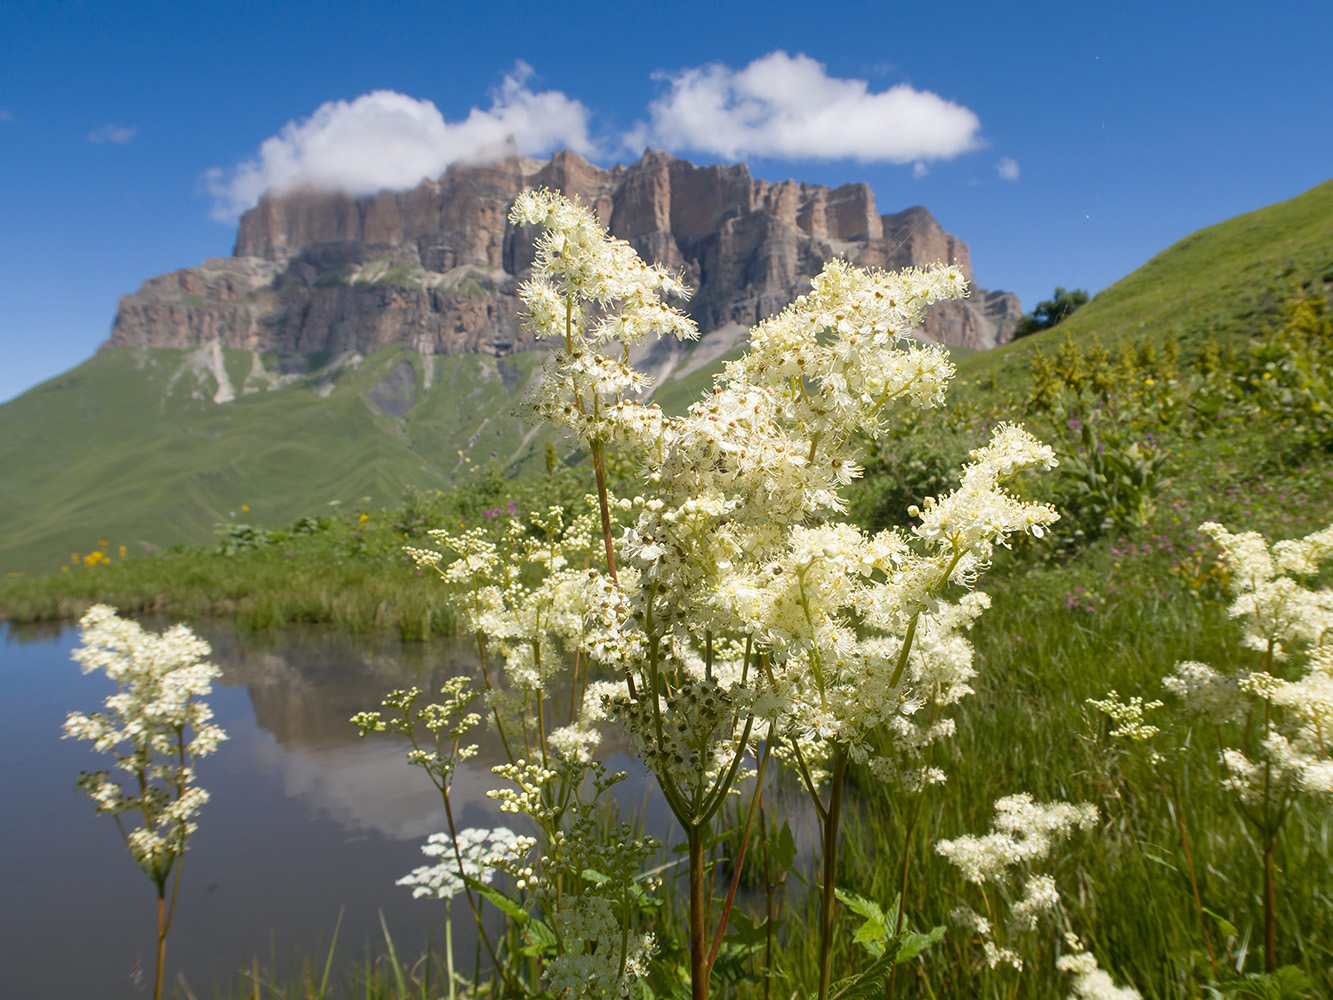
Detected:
left=0, top=620, right=667, bottom=998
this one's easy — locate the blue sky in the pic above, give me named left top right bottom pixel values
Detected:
left=2, top=0, right=1330, bottom=402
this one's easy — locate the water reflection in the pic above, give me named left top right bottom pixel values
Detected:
left=0, top=621, right=662, bottom=998
left=210, top=626, right=654, bottom=841
left=0, top=620, right=818, bottom=999
left=211, top=628, right=512, bottom=842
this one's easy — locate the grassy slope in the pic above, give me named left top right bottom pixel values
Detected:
left=0, top=330, right=739, bottom=576
left=954, top=177, right=1333, bottom=395
left=0, top=344, right=557, bottom=574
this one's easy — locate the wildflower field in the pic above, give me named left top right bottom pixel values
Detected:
left=10, top=190, right=1333, bottom=1000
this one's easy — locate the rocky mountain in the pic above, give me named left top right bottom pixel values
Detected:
left=108, top=150, right=1020, bottom=361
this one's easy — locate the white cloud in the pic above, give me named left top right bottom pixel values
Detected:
left=204, top=63, right=596, bottom=220
left=89, top=124, right=137, bottom=145
left=912, top=161, right=929, bottom=179
left=996, top=156, right=1020, bottom=181
left=630, top=51, right=983, bottom=164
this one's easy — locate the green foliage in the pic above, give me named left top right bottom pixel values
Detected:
left=215, top=522, right=275, bottom=555
left=834, top=889, right=945, bottom=963
left=1012, top=286, right=1090, bottom=338
left=1051, top=416, right=1170, bottom=539
left=1235, top=290, right=1333, bottom=460
left=846, top=417, right=976, bottom=532
left=1209, top=966, right=1315, bottom=1000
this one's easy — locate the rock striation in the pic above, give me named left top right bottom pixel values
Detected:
left=108, top=150, right=1020, bottom=358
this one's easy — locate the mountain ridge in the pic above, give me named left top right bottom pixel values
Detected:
left=107, top=149, right=1021, bottom=361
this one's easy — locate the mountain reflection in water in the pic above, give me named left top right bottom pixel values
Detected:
left=0, top=621, right=662, bottom=998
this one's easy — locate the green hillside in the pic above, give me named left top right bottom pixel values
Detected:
left=0, top=336, right=730, bottom=575
left=0, top=345, right=546, bottom=574
left=955, top=177, right=1333, bottom=390
left=3, top=179, right=1329, bottom=577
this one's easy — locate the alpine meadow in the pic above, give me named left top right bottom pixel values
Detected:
left=5, top=176, right=1333, bottom=1000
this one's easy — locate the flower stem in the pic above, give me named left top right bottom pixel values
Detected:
left=1167, top=776, right=1219, bottom=979
left=817, top=750, right=848, bottom=1000
left=1263, top=830, right=1278, bottom=972
left=707, top=731, right=773, bottom=967
left=688, top=824, right=711, bottom=1000
left=154, top=886, right=167, bottom=1000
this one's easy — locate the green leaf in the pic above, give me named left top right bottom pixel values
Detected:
left=1208, top=965, right=1313, bottom=999
left=771, top=821, right=797, bottom=873
left=377, top=911, right=410, bottom=997
left=462, top=874, right=528, bottom=924
left=723, top=911, right=770, bottom=950
left=1203, top=906, right=1240, bottom=939
left=834, top=888, right=886, bottom=924
left=850, top=925, right=887, bottom=959
left=896, top=925, right=945, bottom=963
left=828, top=949, right=899, bottom=1000
left=520, top=918, right=558, bottom=958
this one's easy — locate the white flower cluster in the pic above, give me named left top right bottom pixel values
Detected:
left=1200, top=521, right=1333, bottom=660
left=413, top=508, right=607, bottom=697
left=936, top=793, right=1098, bottom=885
left=1162, top=660, right=1246, bottom=725
left=1167, top=521, right=1333, bottom=804
left=544, top=816, right=660, bottom=999
left=63, top=605, right=226, bottom=877
left=391, top=191, right=1066, bottom=995
left=546, top=894, right=656, bottom=1000
left=452, top=192, right=1068, bottom=857
left=397, top=826, right=521, bottom=901
left=510, top=189, right=696, bottom=446
left=937, top=793, right=1098, bottom=970
left=1056, top=939, right=1143, bottom=1000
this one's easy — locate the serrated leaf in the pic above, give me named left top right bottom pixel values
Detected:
left=520, top=918, right=557, bottom=957
left=828, top=949, right=899, bottom=1000
left=895, top=925, right=945, bottom=963
left=852, top=921, right=888, bottom=946
left=835, top=887, right=886, bottom=924
left=724, top=910, right=770, bottom=948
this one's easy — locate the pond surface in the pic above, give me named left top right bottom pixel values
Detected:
left=0, top=620, right=670, bottom=999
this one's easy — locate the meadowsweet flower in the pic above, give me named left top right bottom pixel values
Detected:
left=1056, top=944, right=1142, bottom=1000
left=397, top=190, right=1065, bottom=1000
left=1162, top=660, right=1246, bottom=724
left=940, top=794, right=1098, bottom=985
left=1165, top=522, right=1333, bottom=809
left=546, top=894, right=656, bottom=999
left=510, top=189, right=696, bottom=451
left=63, top=606, right=226, bottom=876
left=63, top=606, right=226, bottom=1000
left=937, top=793, right=1098, bottom=884
left=1010, top=873, right=1061, bottom=930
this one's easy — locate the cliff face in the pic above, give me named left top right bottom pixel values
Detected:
left=109, top=150, right=1020, bottom=356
